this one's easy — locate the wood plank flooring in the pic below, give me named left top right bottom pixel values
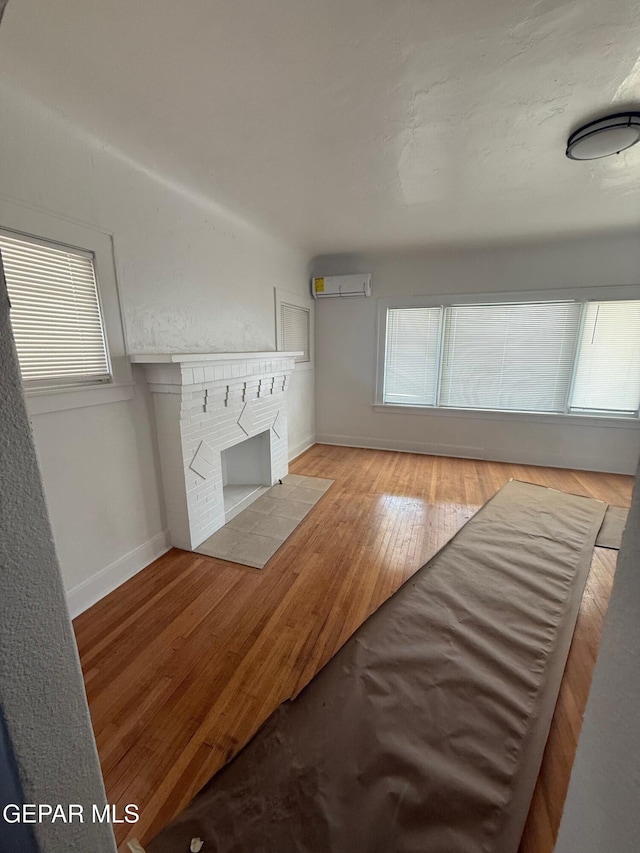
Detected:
left=73, top=445, right=633, bottom=851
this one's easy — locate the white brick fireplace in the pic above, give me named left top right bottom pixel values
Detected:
left=131, top=352, right=301, bottom=550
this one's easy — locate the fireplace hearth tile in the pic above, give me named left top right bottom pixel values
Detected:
left=195, top=475, right=334, bottom=568
left=251, top=515, right=300, bottom=541
left=281, top=474, right=308, bottom=487
left=268, top=483, right=298, bottom=500
left=250, top=495, right=284, bottom=515
left=226, top=510, right=264, bottom=534
left=301, top=477, right=335, bottom=491
left=287, top=486, right=327, bottom=505
left=269, top=500, right=312, bottom=522
left=232, top=533, right=282, bottom=568
left=196, top=526, right=244, bottom=559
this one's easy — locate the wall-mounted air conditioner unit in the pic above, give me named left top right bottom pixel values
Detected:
left=311, top=274, right=372, bottom=299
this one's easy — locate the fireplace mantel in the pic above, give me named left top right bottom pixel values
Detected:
left=132, top=351, right=302, bottom=551
left=130, top=351, right=303, bottom=364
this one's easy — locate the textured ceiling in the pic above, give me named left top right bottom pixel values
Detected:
left=2, top=0, right=640, bottom=252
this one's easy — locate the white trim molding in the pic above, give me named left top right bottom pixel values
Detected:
left=371, top=404, right=640, bottom=430
left=289, top=436, right=316, bottom=461
left=27, top=382, right=134, bottom=415
left=315, top=434, right=639, bottom=475
left=66, top=529, right=170, bottom=619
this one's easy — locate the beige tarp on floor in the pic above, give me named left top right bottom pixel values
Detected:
left=595, top=505, right=628, bottom=549
left=149, top=481, right=606, bottom=853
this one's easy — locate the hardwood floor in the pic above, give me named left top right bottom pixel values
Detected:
left=72, top=445, right=633, bottom=851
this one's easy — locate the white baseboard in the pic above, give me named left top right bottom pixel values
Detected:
left=315, top=433, right=634, bottom=475
left=289, top=435, right=316, bottom=462
left=66, top=529, right=171, bottom=619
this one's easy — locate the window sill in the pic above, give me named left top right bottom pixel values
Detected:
left=371, top=403, right=640, bottom=429
left=26, top=382, right=135, bottom=415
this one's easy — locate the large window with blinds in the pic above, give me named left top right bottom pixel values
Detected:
left=382, top=298, right=640, bottom=418
left=0, top=230, right=111, bottom=389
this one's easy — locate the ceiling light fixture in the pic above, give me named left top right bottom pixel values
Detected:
left=566, top=112, right=640, bottom=160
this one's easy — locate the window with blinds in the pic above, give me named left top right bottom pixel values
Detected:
left=382, top=298, right=640, bottom=418
left=440, top=301, right=581, bottom=412
left=280, top=302, right=310, bottom=363
left=570, top=300, right=640, bottom=415
left=0, top=231, right=110, bottom=388
left=384, top=307, right=441, bottom=405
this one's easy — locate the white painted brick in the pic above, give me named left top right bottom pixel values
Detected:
left=139, top=353, right=297, bottom=550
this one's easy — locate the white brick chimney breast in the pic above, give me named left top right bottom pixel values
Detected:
left=130, top=352, right=302, bottom=551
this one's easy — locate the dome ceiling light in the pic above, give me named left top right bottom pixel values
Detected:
left=566, top=112, right=640, bottom=160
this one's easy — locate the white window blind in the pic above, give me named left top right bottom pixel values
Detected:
left=570, top=300, right=640, bottom=415
left=281, top=302, right=310, bottom=363
left=384, top=307, right=442, bottom=405
left=0, top=231, right=110, bottom=388
left=440, top=301, right=581, bottom=412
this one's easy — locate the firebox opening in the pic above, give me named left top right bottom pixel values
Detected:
left=221, top=430, right=273, bottom=521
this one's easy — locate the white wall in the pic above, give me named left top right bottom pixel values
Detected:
left=554, top=458, right=640, bottom=852
left=313, top=237, right=640, bottom=473
left=0, top=80, right=315, bottom=613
